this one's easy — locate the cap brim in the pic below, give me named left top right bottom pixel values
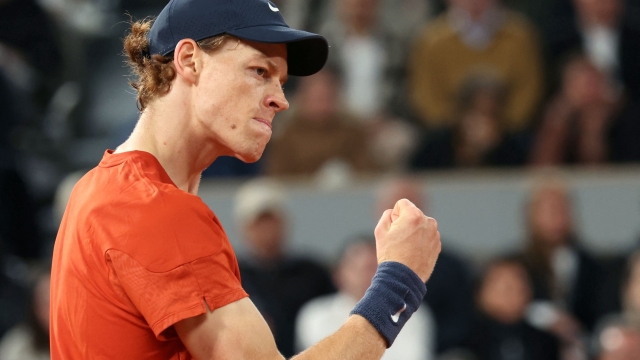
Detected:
left=227, top=26, right=328, bottom=77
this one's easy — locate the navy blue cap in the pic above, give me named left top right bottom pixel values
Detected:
left=148, top=0, right=328, bottom=76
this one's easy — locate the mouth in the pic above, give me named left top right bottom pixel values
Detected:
left=254, top=118, right=272, bottom=129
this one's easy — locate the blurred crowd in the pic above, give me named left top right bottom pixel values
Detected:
left=1, top=0, right=640, bottom=359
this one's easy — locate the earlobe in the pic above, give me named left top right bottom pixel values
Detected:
left=174, top=39, right=199, bottom=84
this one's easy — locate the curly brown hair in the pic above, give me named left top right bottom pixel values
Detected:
left=123, top=18, right=233, bottom=110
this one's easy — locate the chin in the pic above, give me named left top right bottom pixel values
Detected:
left=234, top=148, right=265, bottom=164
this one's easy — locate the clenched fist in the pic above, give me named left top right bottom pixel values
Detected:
left=374, top=198, right=441, bottom=282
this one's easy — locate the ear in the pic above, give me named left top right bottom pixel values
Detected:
left=173, top=39, right=200, bottom=84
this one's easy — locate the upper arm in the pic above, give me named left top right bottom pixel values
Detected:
left=175, top=297, right=285, bottom=360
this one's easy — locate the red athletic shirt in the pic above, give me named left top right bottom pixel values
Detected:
left=50, top=150, right=248, bottom=359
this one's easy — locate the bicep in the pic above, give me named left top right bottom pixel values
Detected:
left=175, top=297, right=285, bottom=360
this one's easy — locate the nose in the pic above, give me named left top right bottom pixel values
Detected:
left=264, top=84, right=289, bottom=113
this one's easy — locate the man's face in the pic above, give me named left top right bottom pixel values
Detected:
left=479, top=262, right=532, bottom=324
left=244, top=212, right=286, bottom=260
left=192, top=39, right=289, bottom=163
left=336, top=243, right=379, bottom=300
left=574, top=0, right=623, bottom=27
left=529, top=188, right=573, bottom=246
left=298, top=70, right=339, bottom=121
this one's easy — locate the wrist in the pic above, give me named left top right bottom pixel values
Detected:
left=350, top=261, right=427, bottom=347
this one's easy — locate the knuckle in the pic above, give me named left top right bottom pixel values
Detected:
left=404, top=209, right=421, bottom=224
left=408, top=211, right=423, bottom=225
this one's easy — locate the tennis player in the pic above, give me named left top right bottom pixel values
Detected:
left=49, top=0, right=441, bottom=359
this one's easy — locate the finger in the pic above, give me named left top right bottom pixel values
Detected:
left=392, top=198, right=416, bottom=222
left=375, top=209, right=393, bottom=234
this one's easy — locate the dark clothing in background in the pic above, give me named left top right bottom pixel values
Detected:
left=239, top=257, right=335, bottom=357
left=466, top=313, right=560, bottom=360
left=521, top=247, right=605, bottom=331
left=0, top=169, right=41, bottom=259
left=410, top=129, right=530, bottom=170
left=424, top=250, right=475, bottom=353
left=610, top=98, right=640, bottom=162
left=546, top=19, right=640, bottom=98
left=0, top=0, right=61, bottom=75
left=0, top=73, right=41, bottom=260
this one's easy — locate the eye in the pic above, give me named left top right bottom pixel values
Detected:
left=255, top=67, right=267, bottom=77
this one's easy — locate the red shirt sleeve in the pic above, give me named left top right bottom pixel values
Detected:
left=104, top=188, right=248, bottom=340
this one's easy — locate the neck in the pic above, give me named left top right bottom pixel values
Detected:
left=115, top=95, right=223, bottom=194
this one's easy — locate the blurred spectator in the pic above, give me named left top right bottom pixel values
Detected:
left=0, top=249, right=28, bottom=341
left=409, top=0, right=544, bottom=133
left=590, top=249, right=640, bottom=357
left=318, top=0, right=408, bottom=119
left=0, top=0, right=62, bottom=104
left=592, top=317, right=640, bottom=360
left=610, top=96, right=640, bottom=163
left=38, top=0, right=119, bottom=37
left=465, top=257, right=561, bottom=360
left=279, top=0, right=333, bottom=33
left=0, top=71, right=43, bottom=260
left=266, top=68, right=376, bottom=177
left=547, top=0, right=640, bottom=98
left=531, top=55, right=622, bottom=165
left=502, top=0, right=574, bottom=35
left=375, top=176, right=474, bottom=353
left=234, top=179, right=335, bottom=357
left=295, top=236, right=436, bottom=359
left=0, top=267, right=49, bottom=360
left=411, top=74, right=529, bottom=169
left=284, top=0, right=430, bottom=42
left=620, top=251, right=640, bottom=326
left=433, top=0, right=575, bottom=33
left=517, top=181, right=605, bottom=346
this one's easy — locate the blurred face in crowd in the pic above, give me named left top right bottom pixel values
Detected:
left=456, top=87, right=503, bottom=161
left=375, top=179, right=424, bottom=219
left=340, top=0, right=379, bottom=33
left=335, top=242, right=379, bottom=301
left=243, top=211, right=286, bottom=261
left=563, top=58, right=611, bottom=108
left=574, top=0, right=623, bottom=27
left=623, top=253, right=640, bottom=315
left=297, top=70, right=339, bottom=123
left=478, top=261, right=532, bottom=324
left=448, top=0, right=497, bottom=19
left=528, top=186, right=574, bottom=247
left=598, top=326, right=640, bottom=360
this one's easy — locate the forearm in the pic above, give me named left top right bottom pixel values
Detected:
left=291, top=315, right=386, bottom=360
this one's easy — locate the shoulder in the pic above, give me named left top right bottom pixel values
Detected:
left=104, top=183, right=227, bottom=272
left=414, top=15, right=457, bottom=48
left=500, top=10, right=540, bottom=41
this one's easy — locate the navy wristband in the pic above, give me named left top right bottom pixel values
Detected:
left=349, top=261, right=427, bottom=347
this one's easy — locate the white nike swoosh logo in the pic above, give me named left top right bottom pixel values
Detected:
left=268, top=2, right=279, bottom=12
left=390, top=303, right=407, bottom=323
